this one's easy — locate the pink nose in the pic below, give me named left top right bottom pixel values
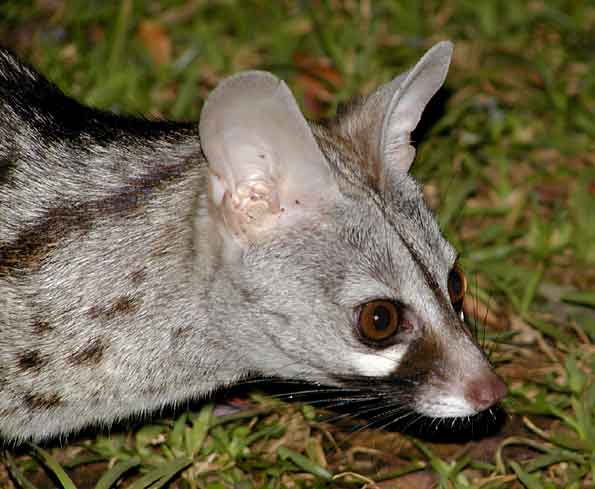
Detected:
left=464, top=372, right=508, bottom=412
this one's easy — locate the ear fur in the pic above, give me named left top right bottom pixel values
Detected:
left=199, top=71, right=335, bottom=241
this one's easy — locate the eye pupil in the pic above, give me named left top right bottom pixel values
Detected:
left=372, top=306, right=390, bottom=331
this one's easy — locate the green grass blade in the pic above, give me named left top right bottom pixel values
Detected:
left=27, top=444, right=78, bottom=489
left=561, top=291, right=595, bottom=309
left=94, top=458, right=141, bottom=489
left=277, top=446, right=332, bottom=480
left=108, top=0, right=132, bottom=72
left=3, top=451, right=39, bottom=489
left=188, top=403, right=213, bottom=456
left=167, top=413, right=187, bottom=453
left=520, top=263, right=544, bottom=316
left=509, top=461, right=544, bottom=489
left=127, top=458, right=192, bottom=489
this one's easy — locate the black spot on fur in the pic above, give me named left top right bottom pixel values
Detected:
left=87, top=305, right=100, bottom=320
left=110, top=296, right=140, bottom=316
left=228, top=276, right=259, bottom=305
left=236, top=284, right=258, bottom=304
left=17, top=350, right=49, bottom=373
left=172, top=326, right=191, bottom=340
left=32, top=318, right=53, bottom=335
left=88, top=296, right=140, bottom=321
left=129, top=268, right=146, bottom=285
left=68, top=338, right=107, bottom=366
left=24, top=391, right=63, bottom=410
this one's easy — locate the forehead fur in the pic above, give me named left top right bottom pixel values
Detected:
left=311, top=122, right=456, bottom=275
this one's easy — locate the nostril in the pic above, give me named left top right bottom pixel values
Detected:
left=464, top=373, right=508, bottom=412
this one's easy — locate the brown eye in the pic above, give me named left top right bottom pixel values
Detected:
left=358, top=300, right=400, bottom=342
left=448, top=266, right=467, bottom=312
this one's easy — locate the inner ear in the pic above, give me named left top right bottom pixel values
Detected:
left=199, top=71, right=337, bottom=241
left=379, top=41, right=453, bottom=174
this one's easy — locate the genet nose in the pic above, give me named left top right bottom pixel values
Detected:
left=464, top=372, right=508, bottom=412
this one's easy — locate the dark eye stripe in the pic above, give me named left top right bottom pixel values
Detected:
left=400, top=239, right=450, bottom=309
left=398, top=238, right=468, bottom=332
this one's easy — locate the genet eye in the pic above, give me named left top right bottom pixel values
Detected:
left=357, top=300, right=400, bottom=342
left=448, top=266, right=467, bottom=313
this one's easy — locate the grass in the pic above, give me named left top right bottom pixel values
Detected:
left=1, top=0, right=594, bottom=487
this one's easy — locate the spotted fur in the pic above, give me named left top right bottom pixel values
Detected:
left=0, top=43, right=505, bottom=442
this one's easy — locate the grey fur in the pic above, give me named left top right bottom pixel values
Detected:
left=0, top=41, right=505, bottom=442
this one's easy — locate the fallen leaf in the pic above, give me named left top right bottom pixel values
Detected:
left=137, top=20, right=171, bottom=67
left=292, top=53, right=342, bottom=118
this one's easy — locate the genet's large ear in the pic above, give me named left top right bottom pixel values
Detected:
left=199, top=71, right=336, bottom=241
left=380, top=41, right=452, bottom=173
left=339, top=41, right=453, bottom=181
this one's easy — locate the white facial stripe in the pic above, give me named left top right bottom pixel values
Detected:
left=416, top=394, right=476, bottom=418
left=351, top=349, right=404, bottom=377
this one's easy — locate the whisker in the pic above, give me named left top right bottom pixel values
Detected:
left=373, top=410, right=417, bottom=433
left=400, top=411, right=426, bottom=433
left=236, top=377, right=308, bottom=385
left=338, top=405, right=415, bottom=447
left=318, top=397, right=403, bottom=425
left=273, top=394, right=373, bottom=408
left=264, top=387, right=361, bottom=399
left=349, top=401, right=411, bottom=431
left=304, top=396, right=378, bottom=410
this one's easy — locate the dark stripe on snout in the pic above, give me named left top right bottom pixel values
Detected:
left=389, top=330, right=445, bottom=384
